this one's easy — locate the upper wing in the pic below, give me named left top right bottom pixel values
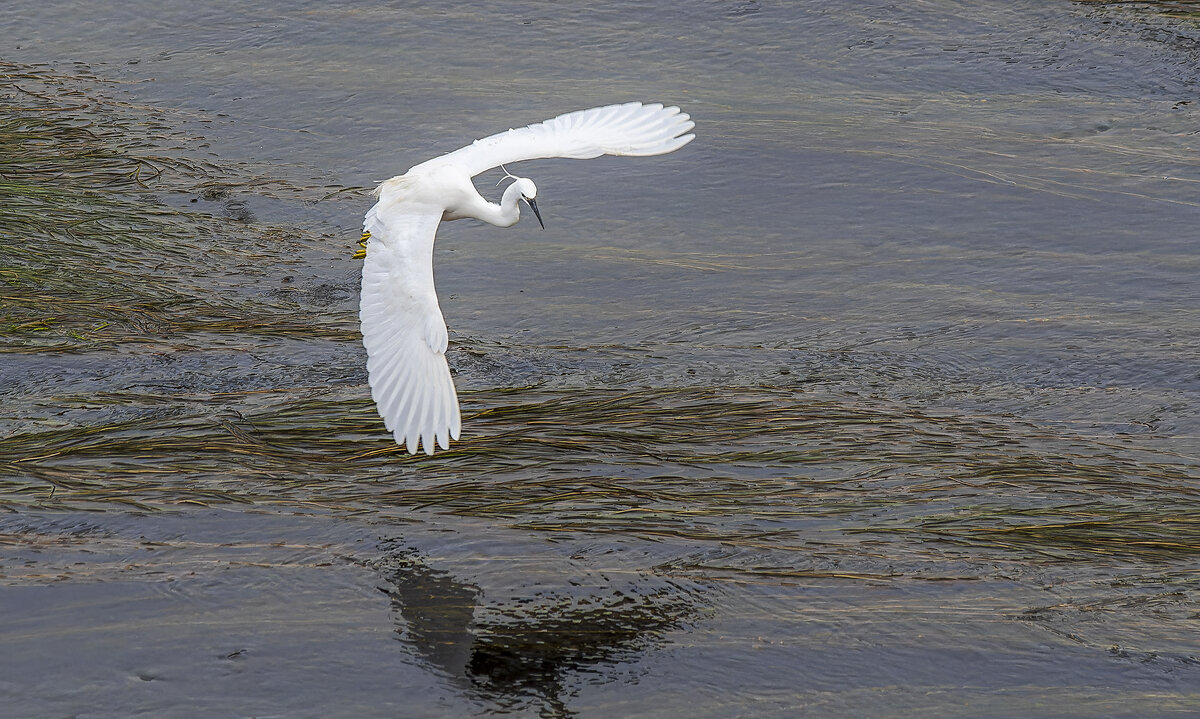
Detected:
left=428, top=102, right=695, bottom=177
left=359, top=202, right=461, bottom=455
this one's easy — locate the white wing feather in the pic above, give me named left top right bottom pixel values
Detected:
left=359, top=204, right=461, bottom=455
left=424, top=102, right=695, bottom=177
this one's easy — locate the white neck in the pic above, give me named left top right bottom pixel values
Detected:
left=470, top=181, right=524, bottom=228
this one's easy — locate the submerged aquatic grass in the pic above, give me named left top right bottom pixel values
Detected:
left=3, top=383, right=1197, bottom=572
left=1079, top=0, right=1200, bottom=19
left=0, top=62, right=356, bottom=351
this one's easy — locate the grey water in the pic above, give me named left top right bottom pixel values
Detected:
left=2, top=1, right=1199, bottom=717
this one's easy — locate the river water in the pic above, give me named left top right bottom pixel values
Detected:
left=1, top=1, right=1198, bottom=717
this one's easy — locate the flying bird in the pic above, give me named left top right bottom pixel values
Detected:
left=358, top=102, right=695, bottom=455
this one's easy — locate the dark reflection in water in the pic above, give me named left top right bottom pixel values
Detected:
left=375, top=551, right=481, bottom=680
left=374, top=545, right=699, bottom=718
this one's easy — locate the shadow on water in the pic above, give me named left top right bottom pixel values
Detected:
left=374, top=545, right=699, bottom=718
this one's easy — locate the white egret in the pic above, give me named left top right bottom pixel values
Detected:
left=359, top=101, right=695, bottom=455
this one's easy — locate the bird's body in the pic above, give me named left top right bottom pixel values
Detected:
left=359, top=102, right=695, bottom=454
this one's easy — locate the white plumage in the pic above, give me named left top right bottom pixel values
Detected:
left=359, top=102, right=695, bottom=454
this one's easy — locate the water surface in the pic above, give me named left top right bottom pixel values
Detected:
left=2, top=1, right=1198, bottom=717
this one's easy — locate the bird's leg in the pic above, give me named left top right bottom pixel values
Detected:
left=353, top=230, right=371, bottom=259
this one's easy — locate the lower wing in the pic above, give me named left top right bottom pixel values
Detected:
left=359, top=205, right=461, bottom=454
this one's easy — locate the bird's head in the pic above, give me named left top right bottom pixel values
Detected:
left=512, top=176, right=537, bottom=200
left=512, top=177, right=544, bottom=229
left=499, top=166, right=545, bottom=230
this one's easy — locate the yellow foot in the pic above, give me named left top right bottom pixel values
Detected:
left=353, top=230, right=371, bottom=259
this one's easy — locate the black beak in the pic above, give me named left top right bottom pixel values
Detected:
left=526, top=197, right=545, bottom=229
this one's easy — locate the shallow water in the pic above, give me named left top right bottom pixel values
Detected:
left=2, top=1, right=1198, bottom=717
